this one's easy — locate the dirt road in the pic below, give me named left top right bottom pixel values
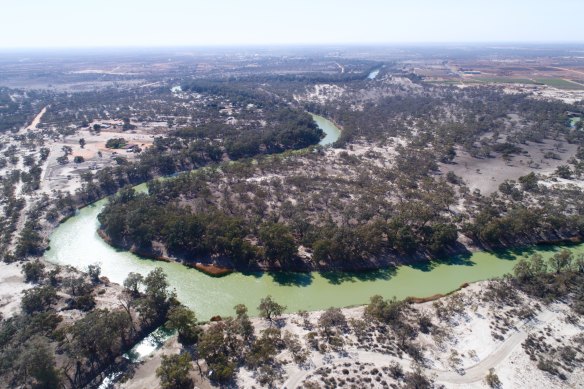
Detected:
left=20, top=106, right=47, bottom=134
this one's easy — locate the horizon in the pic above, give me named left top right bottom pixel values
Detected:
left=2, top=0, right=584, bottom=49
left=2, top=42, right=584, bottom=53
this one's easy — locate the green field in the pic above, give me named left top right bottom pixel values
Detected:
left=535, top=78, right=584, bottom=90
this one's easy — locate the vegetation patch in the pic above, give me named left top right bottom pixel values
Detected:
left=535, top=78, right=584, bottom=90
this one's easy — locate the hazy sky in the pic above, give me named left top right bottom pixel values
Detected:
left=1, top=0, right=583, bottom=48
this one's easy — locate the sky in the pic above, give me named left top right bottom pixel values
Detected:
left=1, top=0, right=583, bottom=48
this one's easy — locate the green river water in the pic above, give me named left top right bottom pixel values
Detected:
left=44, top=115, right=584, bottom=320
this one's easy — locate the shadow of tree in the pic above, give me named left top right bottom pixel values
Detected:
left=409, top=249, right=474, bottom=272
left=320, top=266, right=397, bottom=285
left=239, top=270, right=263, bottom=279
left=492, top=243, right=568, bottom=260
left=268, top=271, right=314, bottom=287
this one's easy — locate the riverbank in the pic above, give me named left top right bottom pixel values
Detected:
left=95, top=221, right=583, bottom=277
left=272, top=282, right=584, bottom=389
left=45, top=196, right=584, bottom=321
left=115, top=278, right=584, bottom=389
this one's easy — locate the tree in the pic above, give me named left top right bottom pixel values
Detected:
left=22, top=260, right=46, bottom=283
left=123, top=272, right=143, bottom=295
left=23, top=155, right=35, bottom=167
left=156, top=353, right=194, bottom=389
left=529, top=253, right=547, bottom=275
left=144, top=267, right=171, bottom=303
left=73, top=156, right=84, bottom=163
left=166, top=306, right=200, bottom=345
left=15, top=223, right=44, bottom=257
left=548, top=249, right=573, bottom=273
left=67, top=309, right=132, bottom=368
left=62, top=275, right=92, bottom=296
left=312, top=239, right=333, bottom=263
left=105, top=138, right=127, bottom=149
left=87, top=263, right=101, bottom=283
left=427, top=223, right=458, bottom=254
left=137, top=267, right=174, bottom=323
left=245, top=327, right=282, bottom=371
left=318, top=307, right=347, bottom=339
left=79, top=138, right=86, bottom=148
left=198, top=322, right=239, bottom=382
left=513, top=259, right=533, bottom=283
left=259, top=222, right=296, bottom=263
left=61, top=145, right=73, bottom=156
left=15, top=336, right=61, bottom=388
left=258, top=295, right=286, bottom=323
left=234, top=304, right=254, bottom=341
left=21, top=286, right=58, bottom=314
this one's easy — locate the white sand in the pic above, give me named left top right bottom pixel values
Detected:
left=0, top=262, right=32, bottom=318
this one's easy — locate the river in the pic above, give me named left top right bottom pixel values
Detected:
left=313, top=113, right=341, bottom=146
left=367, top=68, right=380, bottom=80
left=44, top=115, right=584, bottom=320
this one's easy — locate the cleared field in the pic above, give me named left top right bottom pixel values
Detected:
left=535, top=78, right=584, bottom=90
left=425, top=79, right=484, bottom=85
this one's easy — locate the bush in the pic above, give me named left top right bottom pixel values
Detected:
left=418, top=313, right=433, bottom=334
left=388, top=361, right=404, bottom=379
left=105, top=138, right=127, bottom=149
left=537, top=358, right=559, bottom=376
left=402, top=366, right=432, bottom=388
left=318, top=307, right=348, bottom=339
left=485, top=368, right=501, bottom=388
left=66, top=294, right=96, bottom=311
left=364, top=295, right=406, bottom=324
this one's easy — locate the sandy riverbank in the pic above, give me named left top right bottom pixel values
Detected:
left=113, top=279, right=584, bottom=388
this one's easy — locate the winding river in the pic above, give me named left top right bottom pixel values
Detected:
left=45, top=115, right=584, bottom=320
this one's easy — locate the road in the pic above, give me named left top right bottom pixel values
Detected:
left=19, top=106, right=47, bottom=135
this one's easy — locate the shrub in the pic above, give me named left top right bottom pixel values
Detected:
left=485, top=368, right=501, bottom=388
